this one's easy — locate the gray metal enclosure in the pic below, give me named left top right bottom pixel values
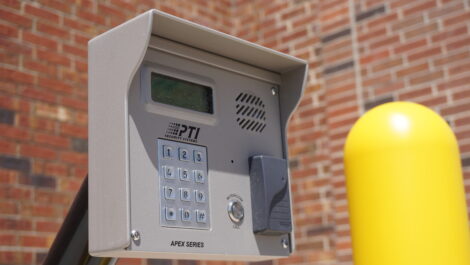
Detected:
left=88, top=9, right=307, bottom=261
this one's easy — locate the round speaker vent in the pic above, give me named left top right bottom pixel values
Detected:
left=235, top=92, right=266, bottom=133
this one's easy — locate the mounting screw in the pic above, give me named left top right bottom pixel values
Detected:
left=281, top=238, right=289, bottom=249
left=131, top=230, right=140, bottom=241
left=271, top=87, right=277, bottom=96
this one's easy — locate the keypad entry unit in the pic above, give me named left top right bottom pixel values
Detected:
left=157, top=139, right=210, bottom=229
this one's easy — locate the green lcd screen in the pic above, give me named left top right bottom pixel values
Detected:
left=151, top=73, right=214, bottom=114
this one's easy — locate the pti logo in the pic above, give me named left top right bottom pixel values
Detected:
left=165, top=122, right=200, bottom=143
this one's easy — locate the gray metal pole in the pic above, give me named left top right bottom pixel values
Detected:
left=43, top=177, right=118, bottom=265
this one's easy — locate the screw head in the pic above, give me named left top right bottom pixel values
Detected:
left=131, top=230, right=140, bottom=241
left=271, top=87, right=277, bottom=96
left=281, top=238, right=289, bottom=249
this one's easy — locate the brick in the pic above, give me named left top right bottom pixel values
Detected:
left=391, top=15, right=423, bottom=31
left=20, top=87, right=57, bottom=103
left=23, top=32, right=58, bottom=49
left=409, top=70, right=444, bottom=85
left=19, top=174, right=56, bottom=189
left=438, top=75, right=470, bottom=91
left=431, top=25, right=468, bottom=43
left=0, top=156, right=30, bottom=173
left=396, top=62, right=429, bottom=78
left=394, top=38, right=427, bottom=54
left=403, top=1, right=437, bottom=16
left=34, top=133, right=69, bottom=148
left=60, top=151, right=87, bottom=165
left=364, top=95, right=394, bottom=111
left=434, top=50, right=469, bottom=66
left=20, top=235, right=48, bottom=248
left=98, top=3, right=126, bottom=18
left=282, top=6, right=306, bottom=21
left=441, top=102, right=470, bottom=116
left=366, top=12, right=399, bottom=29
left=71, top=138, right=88, bottom=153
left=61, top=123, right=87, bottom=138
left=360, top=49, right=389, bottom=64
left=322, top=28, right=351, bottom=43
left=429, top=2, right=464, bottom=19
left=0, top=201, right=18, bottom=214
left=38, top=77, right=74, bottom=93
left=462, top=157, right=470, bottom=167
left=1, top=0, right=21, bottom=9
left=0, top=67, right=35, bottom=85
left=447, top=36, right=470, bottom=51
left=358, top=27, right=386, bottom=43
left=399, top=87, right=432, bottom=100
left=64, top=17, right=93, bottom=32
left=0, top=23, right=19, bottom=38
left=0, top=108, right=15, bottom=125
left=370, top=35, right=400, bottom=50
left=0, top=218, right=32, bottom=231
left=0, top=9, right=32, bottom=27
left=0, top=124, right=30, bottom=140
left=324, top=60, right=354, bottom=75
left=404, top=22, right=438, bottom=40
left=25, top=4, right=60, bottom=23
left=63, top=44, right=87, bottom=58
left=449, top=62, right=470, bottom=76
left=443, top=11, right=470, bottom=27
left=408, top=46, right=442, bottom=61
left=0, top=186, right=32, bottom=200
left=37, top=22, right=70, bottom=39
left=356, top=4, right=386, bottom=22
left=35, top=220, right=61, bottom=232
left=453, top=88, right=470, bottom=101
left=20, top=145, right=57, bottom=160
left=77, top=10, right=106, bottom=25
left=372, top=57, right=403, bottom=72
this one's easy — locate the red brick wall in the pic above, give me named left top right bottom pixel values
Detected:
left=1, top=1, right=469, bottom=265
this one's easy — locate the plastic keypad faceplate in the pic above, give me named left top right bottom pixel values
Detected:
left=157, top=139, right=210, bottom=229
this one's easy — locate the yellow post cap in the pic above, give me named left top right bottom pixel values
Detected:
left=344, top=101, right=470, bottom=265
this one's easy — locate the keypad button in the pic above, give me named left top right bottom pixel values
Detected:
left=181, top=208, right=192, bottom=222
left=164, top=186, right=176, bottom=200
left=180, top=188, right=192, bottom=201
left=196, top=210, right=207, bottom=223
left=165, top=207, right=177, bottom=221
left=194, top=170, right=205, bottom=183
left=163, top=166, right=175, bottom=179
left=179, top=168, right=191, bottom=181
left=194, top=151, right=204, bottom=163
left=179, top=148, right=190, bottom=161
left=163, top=145, right=174, bottom=159
left=195, top=190, right=206, bottom=203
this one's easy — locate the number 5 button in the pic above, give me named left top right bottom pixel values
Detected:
left=179, top=168, right=190, bottom=181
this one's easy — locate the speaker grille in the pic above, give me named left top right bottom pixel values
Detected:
left=235, top=92, right=266, bottom=133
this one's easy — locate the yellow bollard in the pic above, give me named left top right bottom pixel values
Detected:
left=344, top=102, right=470, bottom=265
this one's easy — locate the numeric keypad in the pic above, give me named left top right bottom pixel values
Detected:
left=157, top=139, right=210, bottom=230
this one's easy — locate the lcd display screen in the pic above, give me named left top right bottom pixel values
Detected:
left=151, top=73, right=214, bottom=114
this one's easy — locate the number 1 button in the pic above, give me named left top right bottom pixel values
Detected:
left=163, top=145, right=173, bottom=159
